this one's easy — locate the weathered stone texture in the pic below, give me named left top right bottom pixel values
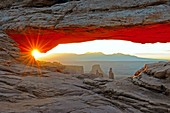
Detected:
left=0, top=31, right=20, bottom=63
left=0, top=0, right=170, bottom=30
left=0, top=61, right=169, bottom=113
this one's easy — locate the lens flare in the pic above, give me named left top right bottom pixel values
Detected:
left=31, top=49, right=41, bottom=59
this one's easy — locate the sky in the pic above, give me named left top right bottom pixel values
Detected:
left=34, top=40, right=170, bottom=60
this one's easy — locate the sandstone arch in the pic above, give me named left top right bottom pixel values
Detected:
left=0, top=0, right=170, bottom=53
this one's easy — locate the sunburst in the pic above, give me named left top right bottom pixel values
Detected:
left=18, top=28, right=51, bottom=76
left=31, top=49, right=41, bottom=59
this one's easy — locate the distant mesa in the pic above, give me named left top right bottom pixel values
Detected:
left=90, top=64, right=104, bottom=76
left=39, top=52, right=164, bottom=62
left=63, top=65, right=84, bottom=74
left=36, top=61, right=84, bottom=75
left=90, top=64, right=107, bottom=78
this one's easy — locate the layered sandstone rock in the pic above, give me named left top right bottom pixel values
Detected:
left=1, top=0, right=170, bottom=29
left=144, top=62, right=170, bottom=79
left=0, top=0, right=170, bottom=52
left=134, top=62, right=170, bottom=79
left=0, top=61, right=169, bottom=113
left=0, top=31, right=20, bottom=64
left=132, top=62, right=170, bottom=97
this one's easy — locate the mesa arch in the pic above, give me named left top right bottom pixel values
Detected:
left=0, top=0, right=170, bottom=53
left=5, top=23, right=170, bottom=53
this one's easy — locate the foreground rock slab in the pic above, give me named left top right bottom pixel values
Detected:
left=0, top=61, right=169, bottom=113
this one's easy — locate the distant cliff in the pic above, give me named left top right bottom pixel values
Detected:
left=39, top=52, right=164, bottom=62
left=37, top=61, right=84, bottom=74
left=63, top=65, right=84, bottom=74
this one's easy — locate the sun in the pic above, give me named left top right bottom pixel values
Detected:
left=31, top=49, right=41, bottom=59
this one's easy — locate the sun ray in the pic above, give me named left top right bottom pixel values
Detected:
left=18, top=28, right=45, bottom=77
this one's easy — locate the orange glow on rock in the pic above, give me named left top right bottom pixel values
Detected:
left=5, top=23, right=170, bottom=53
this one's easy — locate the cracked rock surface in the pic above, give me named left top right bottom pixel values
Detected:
left=0, top=57, right=169, bottom=113
left=0, top=0, right=170, bottom=30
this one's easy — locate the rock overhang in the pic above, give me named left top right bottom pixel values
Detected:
left=5, top=23, right=170, bottom=53
left=1, top=0, right=170, bottom=53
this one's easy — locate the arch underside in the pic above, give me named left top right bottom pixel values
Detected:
left=6, top=23, right=170, bottom=53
